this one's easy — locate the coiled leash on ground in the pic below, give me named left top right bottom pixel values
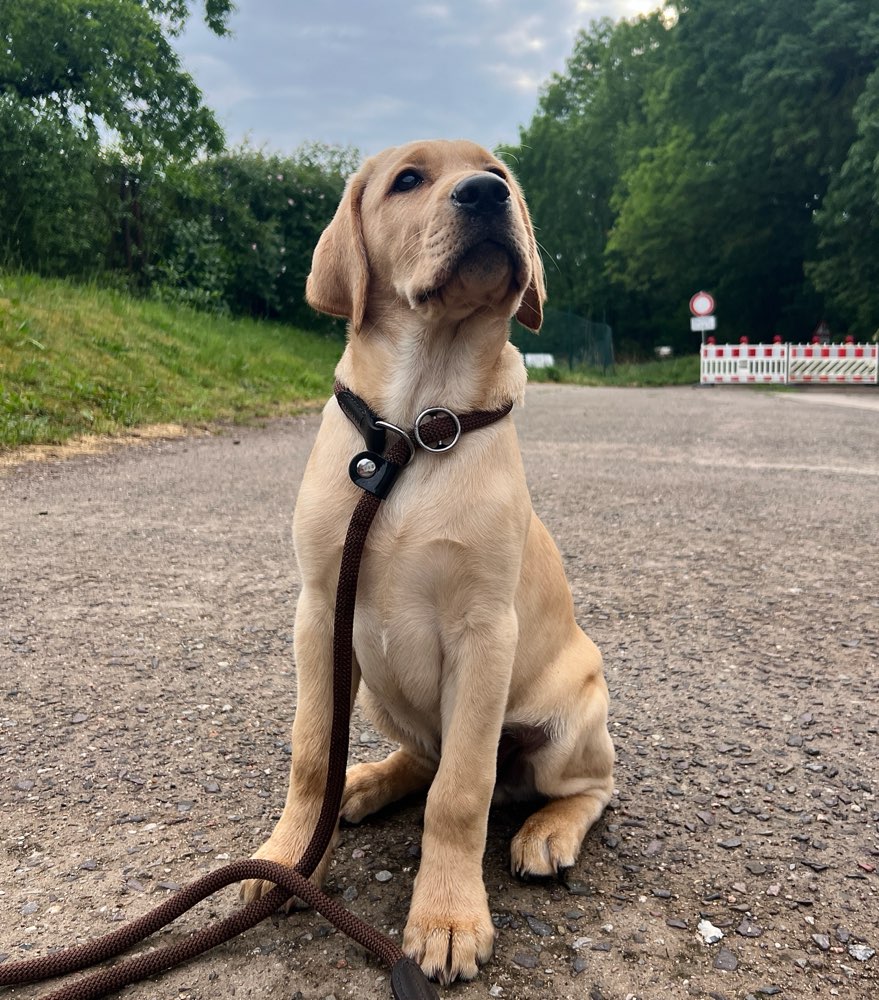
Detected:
left=0, top=387, right=512, bottom=1000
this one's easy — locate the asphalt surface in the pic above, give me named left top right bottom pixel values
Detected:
left=1, top=384, right=877, bottom=1000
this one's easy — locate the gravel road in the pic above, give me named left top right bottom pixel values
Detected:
left=1, top=384, right=877, bottom=1000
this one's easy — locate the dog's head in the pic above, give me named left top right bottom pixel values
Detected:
left=306, top=139, right=545, bottom=335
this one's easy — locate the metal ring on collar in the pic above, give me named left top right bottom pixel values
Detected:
left=374, top=420, right=416, bottom=463
left=413, top=407, right=462, bottom=453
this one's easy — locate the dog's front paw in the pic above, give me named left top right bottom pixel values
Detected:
left=403, top=880, right=495, bottom=984
left=240, top=818, right=335, bottom=908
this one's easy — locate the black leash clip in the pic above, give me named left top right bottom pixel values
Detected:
left=349, top=451, right=405, bottom=499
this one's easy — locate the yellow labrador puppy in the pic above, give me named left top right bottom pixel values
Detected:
left=242, top=139, right=614, bottom=984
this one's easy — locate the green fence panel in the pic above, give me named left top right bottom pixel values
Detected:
left=512, top=308, right=614, bottom=371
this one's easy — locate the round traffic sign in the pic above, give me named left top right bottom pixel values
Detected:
left=690, top=291, right=715, bottom=316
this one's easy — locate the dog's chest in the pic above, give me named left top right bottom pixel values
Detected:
left=351, top=523, right=449, bottom=722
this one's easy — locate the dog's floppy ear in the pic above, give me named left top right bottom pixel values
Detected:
left=511, top=182, right=546, bottom=333
left=515, top=247, right=546, bottom=332
left=305, top=169, right=370, bottom=333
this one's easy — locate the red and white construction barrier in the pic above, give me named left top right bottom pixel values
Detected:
left=700, top=342, right=788, bottom=384
left=788, top=343, right=879, bottom=384
left=701, top=340, right=878, bottom=385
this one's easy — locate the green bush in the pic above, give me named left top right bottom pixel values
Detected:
left=148, top=217, right=231, bottom=313
left=141, top=143, right=358, bottom=326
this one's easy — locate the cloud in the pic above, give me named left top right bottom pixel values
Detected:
left=175, top=0, right=660, bottom=155
left=416, top=3, right=452, bottom=19
left=497, top=16, right=549, bottom=56
left=489, top=63, right=545, bottom=94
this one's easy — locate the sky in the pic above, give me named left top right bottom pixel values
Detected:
left=175, top=0, right=659, bottom=158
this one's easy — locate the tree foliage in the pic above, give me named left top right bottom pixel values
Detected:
left=0, top=0, right=231, bottom=158
left=0, top=0, right=237, bottom=278
left=508, top=0, right=879, bottom=352
left=502, top=16, right=666, bottom=334
left=807, top=66, right=879, bottom=334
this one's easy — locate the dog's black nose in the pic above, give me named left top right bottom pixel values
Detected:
left=450, top=173, right=510, bottom=216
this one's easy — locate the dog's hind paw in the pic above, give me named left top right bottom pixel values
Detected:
left=510, top=816, right=581, bottom=878
left=509, top=790, right=608, bottom=877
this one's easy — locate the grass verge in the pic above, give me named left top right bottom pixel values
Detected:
left=0, top=273, right=343, bottom=450
left=529, top=354, right=700, bottom=386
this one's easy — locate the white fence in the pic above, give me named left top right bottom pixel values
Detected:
left=701, top=342, right=878, bottom=385
left=700, top=343, right=788, bottom=384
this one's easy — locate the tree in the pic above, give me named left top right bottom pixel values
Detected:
left=0, top=94, right=110, bottom=273
left=0, top=0, right=232, bottom=160
left=607, top=0, right=879, bottom=345
left=807, top=67, right=879, bottom=337
left=507, top=0, right=879, bottom=354
left=0, top=0, right=233, bottom=273
left=503, top=15, right=667, bottom=327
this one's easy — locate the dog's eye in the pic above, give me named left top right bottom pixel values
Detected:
left=392, top=170, right=423, bottom=193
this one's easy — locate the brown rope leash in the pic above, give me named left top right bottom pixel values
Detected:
left=0, top=390, right=512, bottom=1000
left=5, top=864, right=403, bottom=1000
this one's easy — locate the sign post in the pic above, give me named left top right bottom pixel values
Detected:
left=690, top=291, right=716, bottom=343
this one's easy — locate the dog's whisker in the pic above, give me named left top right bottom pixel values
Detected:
left=534, top=238, right=562, bottom=276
